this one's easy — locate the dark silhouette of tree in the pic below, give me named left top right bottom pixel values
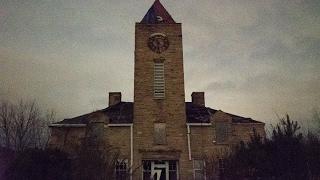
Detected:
left=268, top=115, right=307, bottom=180
left=305, top=133, right=320, bottom=179
left=206, top=114, right=320, bottom=180
left=0, top=147, right=15, bottom=179
left=4, top=148, right=71, bottom=180
left=312, top=109, right=320, bottom=134
left=0, top=100, right=55, bottom=151
left=2, top=111, right=132, bottom=180
left=72, top=112, right=130, bottom=180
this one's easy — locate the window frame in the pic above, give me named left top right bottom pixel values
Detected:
left=218, top=158, right=226, bottom=179
left=115, top=159, right=129, bottom=180
left=153, top=61, right=165, bottom=99
left=154, top=123, right=167, bottom=145
left=169, top=160, right=179, bottom=180
left=193, top=159, right=206, bottom=180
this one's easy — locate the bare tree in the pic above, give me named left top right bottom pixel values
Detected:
left=312, top=108, right=320, bottom=134
left=73, top=112, right=131, bottom=180
left=0, top=101, right=12, bottom=148
left=0, top=99, right=55, bottom=151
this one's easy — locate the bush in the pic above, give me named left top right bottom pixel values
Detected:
left=5, top=148, right=71, bottom=180
left=210, top=115, right=320, bottom=180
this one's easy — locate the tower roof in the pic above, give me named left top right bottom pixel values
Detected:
left=140, top=0, right=176, bottom=24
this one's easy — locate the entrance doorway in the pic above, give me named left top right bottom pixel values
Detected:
left=151, top=161, right=168, bottom=180
left=142, top=160, right=178, bottom=180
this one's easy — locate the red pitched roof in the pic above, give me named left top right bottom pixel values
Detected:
left=141, top=0, right=176, bottom=24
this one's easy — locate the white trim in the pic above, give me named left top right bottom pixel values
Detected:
left=107, top=123, right=133, bottom=127
left=232, top=122, right=265, bottom=125
left=187, top=123, right=212, bottom=126
left=106, top=123, right=133, bottom=180
left=49, top=124, right=86, bottom=127
left=187, top=123, right=212, bottom=161
left=115, top=159, right=129, bottom=178
left=151, top=161, right=169, bottom=180
left=130, top=125, right=133, bottom=180
left=187, top=124, right=192, bottom=161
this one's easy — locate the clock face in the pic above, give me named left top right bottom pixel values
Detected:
left=148, top=33, right=169, bottom=53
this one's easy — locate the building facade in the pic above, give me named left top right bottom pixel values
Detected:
left=48, top=1, right=265, bottom=180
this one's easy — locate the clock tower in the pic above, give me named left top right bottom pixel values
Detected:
left=133, top=0, right=192, bottom=179
left=47, top=1, right=266, bottom=179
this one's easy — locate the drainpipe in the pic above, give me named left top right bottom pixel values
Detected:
left=130, top=124, right=133, bottom=180
left=187, top=124, right=192, bottom=160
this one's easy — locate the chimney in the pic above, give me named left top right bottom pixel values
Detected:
left=191, top=92, right=205, bottom=106
left=109, top=92, right=121, bottom=106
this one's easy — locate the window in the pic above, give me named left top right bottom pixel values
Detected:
left=154, top=123, right=166, bottom=145
left=216, top=122, right=228, bottom=143
left=218, top=158, right=225, bottom=179
left=154, top=62, right=165, bottom=99
left=169, top=160, right=178, bottom=180
left=115, top=159, right=128, bottom=180
left=142, top=160, right=178, bottom=180
left=193, top=159, right=205, bottom=180
left=142, top=160, right=152, bottom=180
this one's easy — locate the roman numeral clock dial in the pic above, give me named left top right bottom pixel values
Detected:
left=148, top=33, right=169, bottom=53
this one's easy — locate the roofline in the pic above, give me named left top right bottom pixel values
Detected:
left=49, top=124, right=87, bottom=127
left=135, top=22, right=181, bottom=25
left=52, top=101, right=264, bottom=125
left=107, top=123, right=133, bottom=127
left=232, top=122, right=265, bottom=125
left=49, top=123, right=135, bottom=128
left=186, top=123, right=212, bottom=126
left=49, top=122, right=264, bottom=128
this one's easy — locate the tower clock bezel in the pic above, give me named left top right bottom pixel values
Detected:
left=147, top=33, right=169, bottom=54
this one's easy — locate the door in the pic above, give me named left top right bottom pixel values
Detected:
left=142, top=160, right=178, bottom=180
left=151, top=161, right=169, bottom=180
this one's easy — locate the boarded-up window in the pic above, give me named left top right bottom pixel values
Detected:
left=216, top=122, right=228, bottom=143
left=154, top=62, right=165, bottom=99
left=154, top=123, right=166, bottom=144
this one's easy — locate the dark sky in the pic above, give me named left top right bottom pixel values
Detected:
left=0, top=0, right=319, bottom=127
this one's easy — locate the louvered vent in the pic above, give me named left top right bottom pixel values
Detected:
left=154, top=62, right=165, bottom=99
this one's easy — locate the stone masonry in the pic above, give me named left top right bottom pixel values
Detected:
left=48, top=1, right=266, bottom=180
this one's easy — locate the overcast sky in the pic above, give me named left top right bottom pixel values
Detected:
left=0, top=0, right=319, bottom=127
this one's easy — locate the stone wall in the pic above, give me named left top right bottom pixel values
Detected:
left=190, top=126, right=229, bottom=159
left=48, top=115, right=265, bottom=180
left=133, top=22, right=193, bottom=179
left=48, top=127, right=86, bottom=155
left=105, top=126, right=131, bottom=159
left=231, top=123, right=266, bottom=145
left=189, top=111, right=265, bottom=160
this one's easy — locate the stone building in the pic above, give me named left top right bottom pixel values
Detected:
left=48, top=1, right=265, bottom=180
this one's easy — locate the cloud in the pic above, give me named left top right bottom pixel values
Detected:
left=0, top=0, right=319, bottom=127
